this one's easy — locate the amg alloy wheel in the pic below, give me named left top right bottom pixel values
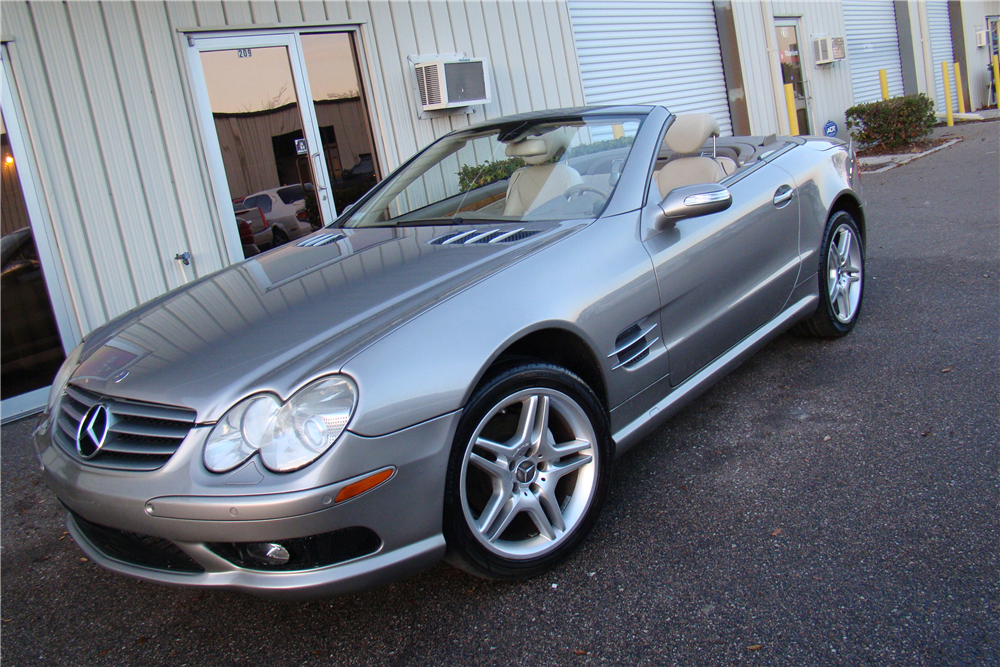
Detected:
left=444, top=363, right=612, bottom=579
left=795, top=210, right=865, bottom=337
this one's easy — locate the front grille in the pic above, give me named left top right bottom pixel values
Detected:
left=53, top=384, right=196, bottom=471
left=70, top=512, right=204, bottom=573
left=208, top=527, right=382, bottom=572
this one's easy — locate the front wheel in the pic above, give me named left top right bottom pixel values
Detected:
left=794, top=210, right=865, bottom=337
left=443, top=362, right=612, bottom=579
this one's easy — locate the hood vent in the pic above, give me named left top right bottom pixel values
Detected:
left=298, top=233, right=345, bottom=247
left=609, top=320, right=659, bottom=370
left=429, top=228, right=539, bottom=246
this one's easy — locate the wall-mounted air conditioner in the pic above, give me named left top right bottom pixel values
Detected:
left=976, top=30, right=989, bottom=48
left=413, top=57, right=491, bottom=111
left=813, top=36, right=847, bottom=65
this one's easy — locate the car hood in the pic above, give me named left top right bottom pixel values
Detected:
left=71, top=223, right=572, bottom=422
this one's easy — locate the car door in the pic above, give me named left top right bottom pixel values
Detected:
left=643, top=160, right=801, bottom=386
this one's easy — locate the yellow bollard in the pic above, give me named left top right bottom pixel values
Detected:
left=784, top=83, right=799, bottom=135
left=953, top=62, right=965, bottom=114
left=879, top=69, right=889, bottom=101
left=993, top=55, right=1000, bottom=110
left=942, top=61, right=954, bottom=127
left=612, top=124, right=624, bottom=139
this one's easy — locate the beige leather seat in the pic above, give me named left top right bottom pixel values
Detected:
left=503, top=128, right=582, bottom=216
left=655, top=113, right=726, bottom=198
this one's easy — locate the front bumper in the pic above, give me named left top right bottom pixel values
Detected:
left=35, top=410, right=461, bottom=601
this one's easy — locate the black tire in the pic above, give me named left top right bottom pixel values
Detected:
left=443, top=361, right=613, bottom=580
left=794, top=210, right=865, bottom=338
left=272, top=227, right=290, bottom=246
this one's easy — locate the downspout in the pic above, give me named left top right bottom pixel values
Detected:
left=761, top=1, right=789, bottom=134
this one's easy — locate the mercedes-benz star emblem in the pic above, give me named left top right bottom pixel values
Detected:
left=76, top=404, right=111, bottom=459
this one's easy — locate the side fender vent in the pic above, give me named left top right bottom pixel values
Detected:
left=609, top=320, right=659, bottom=370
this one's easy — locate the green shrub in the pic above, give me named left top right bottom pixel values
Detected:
left=457, top=157, right=524, bottom=192
left=845, top=94, right=935, bottom=149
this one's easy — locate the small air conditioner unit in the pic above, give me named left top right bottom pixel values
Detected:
left=813, top=36, right=847, bottom=65
left=414, top=58, right=491, bottom=111
left=976, top=30, right=989, bottom=48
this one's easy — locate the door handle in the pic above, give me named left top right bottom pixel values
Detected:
left=773, top=185, right=794, bottom=207
left=312, top=153, right=328, bottom=191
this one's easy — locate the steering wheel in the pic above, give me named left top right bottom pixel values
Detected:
left=563, top=183, right=611, bottom=201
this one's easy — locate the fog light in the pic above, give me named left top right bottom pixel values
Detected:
left=246, top=542, right=290, bottom=565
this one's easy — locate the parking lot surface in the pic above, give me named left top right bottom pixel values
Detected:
left=2, top=120, right=997, bottom=666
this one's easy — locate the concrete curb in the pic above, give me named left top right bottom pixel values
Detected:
left=858, top=138, right=963, bottom=174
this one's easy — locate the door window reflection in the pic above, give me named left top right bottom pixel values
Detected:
left=1, top=113, right=66, bottom=399
left=300, top=33, right=380, bottom=212
left=200, top=46, right=320, bottom=255
left=775, top=23, right=811, bottom=135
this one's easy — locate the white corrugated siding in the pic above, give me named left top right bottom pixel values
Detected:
left=1, top=0, right=585, bottom=338
left=843, top=0, right=905, bottom=103
left=731, top=2, right=855, bottom=137
left=569, top=0, right=732, bottom=135
left=927, top=0, right=959, bottom=112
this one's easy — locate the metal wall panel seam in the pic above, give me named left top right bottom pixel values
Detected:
left=496, top=0, right=533, bottom=112
left=221, top=1, right=254, bottom=25
left=511, top=0, right=548, bottom=111
left=472, top=1, right=519, bottom=117
left=30, top=2, right=136, bottom=319
left=129, top=1, right=202, bottom=291
left=99, top=2, right=183, bottom=293
left=554, top=0, right=587, bottom=106
left=143, top=2, right=227, bottom=275
left=526, top=0, right=561, bottom=110
left=325, top=1, right=350, bottom=23
left=4, top=3, right=104, bottom=334
left=274, top=0, right=304, bottom=25
left=68, top=2, right=164, bottom=306
left=249, top=1, right=280, bottom=25
left=194, top=1, right=228, bottom=27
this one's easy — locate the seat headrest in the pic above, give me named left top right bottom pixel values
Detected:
left=505, top=127, right=575, bottom=165
left=664, top=113, right=721, bottom=154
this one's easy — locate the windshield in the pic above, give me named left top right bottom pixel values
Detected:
left=339, top=116, right=643, bottom=228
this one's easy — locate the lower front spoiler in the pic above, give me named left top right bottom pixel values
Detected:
left=67, top=514, right=446, bottom=602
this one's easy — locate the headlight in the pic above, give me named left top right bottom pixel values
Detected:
left=47, top=344, right=84, bottom=413
left=204, top=375, right=357, bottom=474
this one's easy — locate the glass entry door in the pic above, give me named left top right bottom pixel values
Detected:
left=190, top=31, right=380, bottom=260
left=775, top=19, right=811, bottom=135
left=2, top=51, right=77, bottom=421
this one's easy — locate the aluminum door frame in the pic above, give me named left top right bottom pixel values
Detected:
left=186, top=32, right=339, bottom=263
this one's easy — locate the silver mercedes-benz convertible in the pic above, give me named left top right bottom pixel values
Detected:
left=34, top=106, right=865, bottom=600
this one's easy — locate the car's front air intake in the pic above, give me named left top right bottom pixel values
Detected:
left=53, top=384, right=196, bottom=471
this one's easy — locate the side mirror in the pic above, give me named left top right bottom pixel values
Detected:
left=655, top=183, right=732, bottom=230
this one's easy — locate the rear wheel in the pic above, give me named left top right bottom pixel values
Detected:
left=272, top=227, right=290, bottom=246
left=794, top=210, right=864, bottom=337
left=443, top=362, right=612, bottom=579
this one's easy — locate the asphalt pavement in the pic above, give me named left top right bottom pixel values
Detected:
left=2, top=119, right=997, bottom=666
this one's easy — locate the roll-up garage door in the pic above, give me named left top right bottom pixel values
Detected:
left=843, top=0, right=905, bottom=104
left=927, top=0, right=959, bottom=112
left=569, top=0, right=732, bottom=135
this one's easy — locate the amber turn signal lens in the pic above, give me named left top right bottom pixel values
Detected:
left=335, top=468, right=394, bottom=504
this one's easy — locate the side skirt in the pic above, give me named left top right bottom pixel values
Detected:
left=611, top=295, right=818, bottom=457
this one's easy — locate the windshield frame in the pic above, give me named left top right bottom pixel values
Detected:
left=333, top=110, right=655, bottom=229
